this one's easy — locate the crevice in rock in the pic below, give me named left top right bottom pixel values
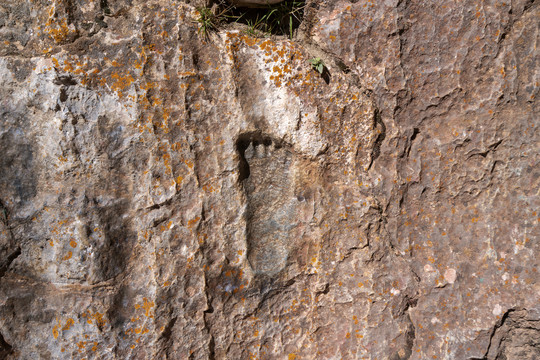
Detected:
left=315, top=282, right=329, bottom=296
left=53, top=75, right=77, bottom=86
left=401, top=296, right=418, bottom=359
left=468, top=307, right=540, bottom=360
left=482, top=321, right=505, bottom=359
left=367, top=109, right=386, bottom=170
left=405, top=127, right=419, bottom=157
left=390, top=311, right=416, bottom=360
left=144, top=195, right=175, bottom=212
left=337, top=243, right=369, bottom=264
left=403, top=316, right=416, bottom=360
left=202, top=272, right=217, bottom=360
left=235, top=134, right=254, bottom=183
left=469, top=311, right=514, bottom=360
left=100, top=0, right=111, bottom=16
left=64, top=0, right=77, bottom=25
left=392, top=293, right=418, bottom=318
left=0, top=247, right=21, bottom=279
left=0, top=332, right=13, bottom=358
left=494, top=0, right=538, bottom=61
left=0, top=200, right=20, bottom=278
left=466, top=139, right=504, bottom=159
left=334, top=58, right=351, bottom=74
left=0, top=200, right=9, bottom=227
left=489, top=160, right=503, bottom=175
left=207, top=334, right=216, bottom=360
left=159, top=316, right=177, bottom=344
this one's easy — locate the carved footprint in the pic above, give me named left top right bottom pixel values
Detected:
left=239, top=136, right=301, bottom=275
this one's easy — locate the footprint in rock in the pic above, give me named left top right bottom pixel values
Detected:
left=237, top=135, right=307, bottom=276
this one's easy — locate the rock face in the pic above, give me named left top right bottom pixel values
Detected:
left=0, top=0, right=538, bottom=359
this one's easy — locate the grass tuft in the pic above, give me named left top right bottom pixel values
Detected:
left=196, top=0, right=306, bottom=39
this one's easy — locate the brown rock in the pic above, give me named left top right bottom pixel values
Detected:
left=0, top=0, right=538, bottom=359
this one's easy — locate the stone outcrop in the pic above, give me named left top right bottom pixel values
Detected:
left=0, top=0, right=538, bottom=359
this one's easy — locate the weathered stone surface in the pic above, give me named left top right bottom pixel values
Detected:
left=0, top=0, right=538, bottom=359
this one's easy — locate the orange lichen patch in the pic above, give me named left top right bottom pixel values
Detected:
left=288, top=353, right=297, bottom=360
left=187, top=216, right=200, bottom=229
left=62, top=318, right=75, bottom=331
left=139, top=80, right=159, bottom=92
left=110, top=72, right=135, bottom=97
left=77, top=340, right=87, bottom=352
left=202, top=183, right=216, bottom=193
left=198, top=233, right=208, bottom=245
left=184, top=159, right=194, bottom=168
left=133, top=58, right=145, bottom=69
left=62, top=59, right=75, bottom=72
left=142, top=297, right=155, bottom=317
left=82, top=310, right=106, bottom=327
left=69, top=239, right=77, bottom=248
left=162, top=106, right=171, bottom=121
left=44, top=15, right=75, bottom=44
left=52, top=319, right=61, bottom=339
left=159, top=221, right=173, bottom=232
left=62, top=251, right=73, bottom=260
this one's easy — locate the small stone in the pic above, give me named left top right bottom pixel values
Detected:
left=444, top=268, right=457, bottom=284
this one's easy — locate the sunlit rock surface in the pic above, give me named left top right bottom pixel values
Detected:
left=0, top=0, right=538, bottom=359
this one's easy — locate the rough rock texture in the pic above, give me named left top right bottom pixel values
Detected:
left=0, top=0, right=538, bottom=359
